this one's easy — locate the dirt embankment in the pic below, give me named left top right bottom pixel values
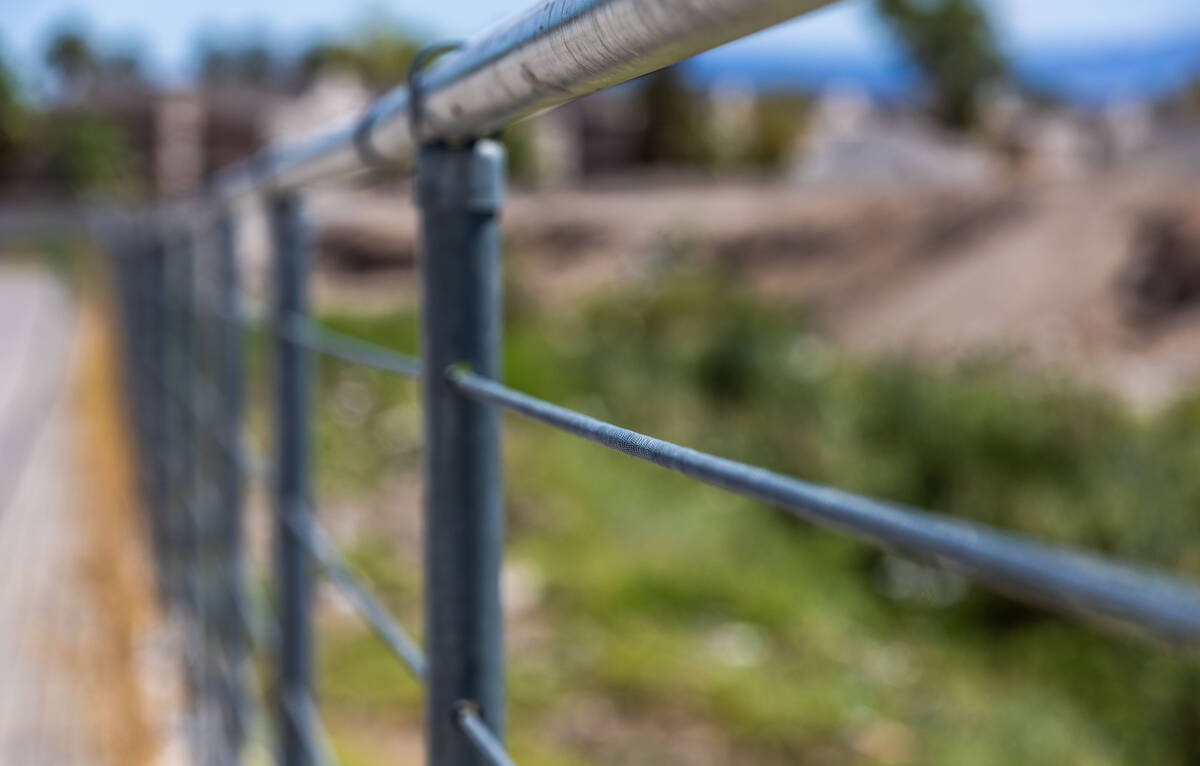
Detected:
left=73, top=297, right=173, bottom=766
left=309, top=169, right=1200, bottom=407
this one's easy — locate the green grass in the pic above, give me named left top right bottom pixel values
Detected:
left=306, top=272, right=1200, bottom=765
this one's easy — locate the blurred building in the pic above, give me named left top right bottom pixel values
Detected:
left=265, top=70, right=371, bottom=148
left=794, top=89, right=999, bottom=188
left=44, top=80, right=277, bottom=198
left=42, top=70, right=375, bottom=199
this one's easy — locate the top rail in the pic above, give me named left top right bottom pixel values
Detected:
left=210, top=0, right=837, bottom=203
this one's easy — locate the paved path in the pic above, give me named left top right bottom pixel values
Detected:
left=0, top=266, right=96, bottom=764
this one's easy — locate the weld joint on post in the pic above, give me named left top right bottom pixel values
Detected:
left=452, top=699, right=480, bottom=726
left=443, top=361, right=474, bottom=389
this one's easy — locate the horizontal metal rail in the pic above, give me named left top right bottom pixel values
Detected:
left=287, top=513, right=428, bottom=679
left=447, top=368, right=1200, bottom=644
left=209, top=0, right=836, bottom=202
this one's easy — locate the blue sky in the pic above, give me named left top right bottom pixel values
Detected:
left=4, top=0, right=1200, bottom=87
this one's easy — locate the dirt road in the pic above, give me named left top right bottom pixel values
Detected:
left=0, top=264, right=177, bottom=766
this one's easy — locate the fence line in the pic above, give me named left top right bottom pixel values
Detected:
left=281, top=315, right=423, bottom=378
left=98, top=0, right=1200, bottom=764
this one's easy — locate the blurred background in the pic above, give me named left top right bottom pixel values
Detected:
left=3, top=0, right=1200, bottom=764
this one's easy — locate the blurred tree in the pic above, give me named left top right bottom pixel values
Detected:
left=1184, top=77, right=1200, bottom=115
left=0, top=54, right=28, bottom=184
left=637, top=64, right=716, bottom=167
left=199, top=40, right=278, bottom=87
left=45, top=27, right=96, bottom=95
left=47, top=113, right=137, bottom=198
left=747, top=95, right=808, bottom=170
left=45, top=24, right=147, bottom=97
left=501, top=121, right=539, bottom=185
left=875, top=0, right=1003, bottom=131
left=300, top=18, right=419, bottom=92
left=99, top=49, right=145, bottom=85
left=300, top=42, right=360, bottom=82
left=354, top=28, right=420, bottom=92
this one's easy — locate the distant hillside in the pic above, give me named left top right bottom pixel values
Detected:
left=1015, top=32, right=1200, bottom=104
left=687, top=29, right=1200, bottom=105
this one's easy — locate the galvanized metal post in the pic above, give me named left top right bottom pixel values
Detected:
left=168, top=230, right=199, bottom=613
left=271, top=192, right=314, bottom=766
left=217, top=212, right=248, bottom=763
left=163, top=227, right=207, bottom=764
left=417, top=138, right=507, bottom=766
left=141, top=236, right=171, bottom=596
left=117, top=235, right=164, bottom=578
left=160, top=231, right=180, bottom=606
left=130, top=249, right=155, bottom=505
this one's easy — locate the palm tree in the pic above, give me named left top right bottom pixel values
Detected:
left=45, top=29, right=96, bottom=96
left=875, top=0, right=1003, bottom=131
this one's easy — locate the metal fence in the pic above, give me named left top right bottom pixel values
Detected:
left=103, top=0, right=1200, bottom=764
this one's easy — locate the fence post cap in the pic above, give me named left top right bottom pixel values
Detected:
left=415, top=139, right=506, bottom=213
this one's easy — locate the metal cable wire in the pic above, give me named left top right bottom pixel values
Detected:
left=280, top=314, right=422, bottom=378
left=138, top=310, right=272, bottom=761
left=180, top=296, right=422, bottom=379
left=447, top=368, right=1200, bottom=644
left=455, top=703, right=518, bottom=766
left=286, top=512, right=514, bottom=765
left=232, top=579, right=281, bottom=761
left=282, top=690, right=343, bottom=766
left=155, top=368, right=269, bottom=490
left=134, top=280, right=421, bottom=381
left=286, top=511, right=429, bottom=680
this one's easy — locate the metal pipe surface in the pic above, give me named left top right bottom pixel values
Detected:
left=216, top=213, right=250, bottom=759
left=211, top=0, right=836, bottom=201
left=270, top=193, right=316, bottom=766
left=292, top=514, right=429, bottom=680
left=418, top=139, right=507, bottom=766
left=456, top=705, right=518, bottom=766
